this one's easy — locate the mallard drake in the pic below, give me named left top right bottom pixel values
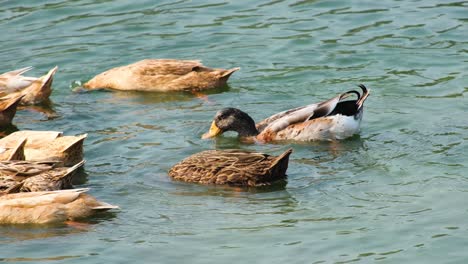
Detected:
left=0, top=131, right=87, bottom=166
left=0, top=160, right=85, bottom=193
left=0, top=66, right=38, bottom=93
left=169, top=148, right=292, bottom=186
left=202, top=85, right=370, bottom=142
left=1, top=66, right=58, bottom=105
left=83, top=59, right=240, bottom=92
left=0, top=93, right=24, bottom=127
left=0, top=188, right=118, bottom=224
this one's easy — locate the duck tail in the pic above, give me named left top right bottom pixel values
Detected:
left=39, top=66, right=58, bottom=92
left=220, top=67, right=240, bottom=78
left=1, top=66, right=33, bottom=77
left=356, top=84, right=370, bottom=109
left=6, top=137, right=27, bottom=161
left=61, top=134, right=87, bottom=166
left=268, top=148, right=293, bottom=176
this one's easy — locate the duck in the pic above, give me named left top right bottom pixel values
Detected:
left=169, top=148, right=292, bottom=186
left=0, top=66, right=38, bottom=93
left=83, top=59, right=240, bottom=92
left=0, top=93, right=25, bottom=127
left=202, top=84, right=370, bottom=142
left=0, top=131, right=87, bottom=166
left=0, top=188, right=118, bottom=224
left=0, top=160, right=85, bottom=193
left=0, top=66, right=58, bottom=105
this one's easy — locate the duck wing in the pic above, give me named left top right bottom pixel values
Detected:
left=257, top=93, right=343, bottom=135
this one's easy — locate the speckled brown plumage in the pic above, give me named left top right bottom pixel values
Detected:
left=0, top=160, right=84, bottom=192
left=83, top=59, right=240, bottom=92
left=169, top=149, right=292, bottom=186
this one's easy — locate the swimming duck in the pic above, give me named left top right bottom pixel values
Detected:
left=0, top=188, right=118, bottom=224
left=0, top=66, right=38, bottom=93
left=169, top=148, right=292, bottom=186
left=202, top=85, right=370, bottom=142
left=83, top=59, right=240, bottom=92
left=0, top=93, right=25, bottom=127
left=0, top=131, right=87, bottom=166
left=0, top=160, right=85, bottom=193
left=0, top=66, right=58, bottom=105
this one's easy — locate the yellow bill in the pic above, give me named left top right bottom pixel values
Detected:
left=202, top=121, right=222, bottom=139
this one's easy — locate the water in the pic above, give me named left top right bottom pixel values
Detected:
left=0, top=0, right=467, bottom=263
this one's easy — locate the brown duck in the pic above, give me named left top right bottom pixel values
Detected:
left=83, top=59, right=240, bottom=92
left=0, top=66, right=38, bottom=93
left=0, top=188, right=118, bottom=224
left=1, top=66, right=58, bottom=105
left=0, top=131, right=86, bottom=166
left=169, top=148, right=292, bottom=186
left=0, top=160, right=85, bottom=193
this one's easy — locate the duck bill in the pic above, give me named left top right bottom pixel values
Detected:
left=202, top=121, right=222, bottom=139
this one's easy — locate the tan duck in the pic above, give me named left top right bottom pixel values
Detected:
left=0, top=93, right=24, bottom=127
left=202, top=85, right=370, bottom=142
left=0, top=66, right=38, bottom=93
left=0, top=160, right=85, bottom=193
left=0, top=131, right=87, bottom=166
left=1, top=66, right=58, bottom=105
left=0, top=188, right=118, bottom=224
left=83, top=59, right=240, bottom=92
left=169, top=148, right=292, bottom=186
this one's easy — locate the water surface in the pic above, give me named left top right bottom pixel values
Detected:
left=0, top=0, right=467, bottom=263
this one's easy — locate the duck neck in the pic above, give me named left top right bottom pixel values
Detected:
left=237, top=125, right=259, bottom=137
left=234, top=114, right=259, bottom=137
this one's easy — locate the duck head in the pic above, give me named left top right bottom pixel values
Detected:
left=202, top=108, right=258, bottom=139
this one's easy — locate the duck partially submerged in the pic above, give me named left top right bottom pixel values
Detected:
left=0, top=188, right=118, bottom=224
left=0, top=93, right=24, bottom=127
left=169, top=148, right=292, bottom=186
left=0, top=131, right=87, bottom=166
left=202, top=85, right=370, bottom=142
left=0, top=66, right=58, bottom=105
left=83, top=59, right=240, bottom=92
left=0, top=160, right=85, bottom=193
left=0, top=66, right=38, bottom=93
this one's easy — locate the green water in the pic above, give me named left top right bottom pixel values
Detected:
left=1, top=0, right=467, bottom=263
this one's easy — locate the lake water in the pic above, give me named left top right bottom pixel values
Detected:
left=0, top=0, right=467, bottom=263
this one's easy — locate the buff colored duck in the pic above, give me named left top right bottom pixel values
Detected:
left=0, top=131, right=87, bottom=166
left=0, top=160, right=85, bottom=193
left=202, top=85, right=370, bottom=142
left=1, top=66, right=58, bottom=105
left=0, top=66, right=38, bottom=93
left=169, top=148, right=292, bottom=186
left=0, top=188, right=118, bottom=224
left=83, top=59, right=240, bottom=92
left=0, top=93, right=24, bottom=127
